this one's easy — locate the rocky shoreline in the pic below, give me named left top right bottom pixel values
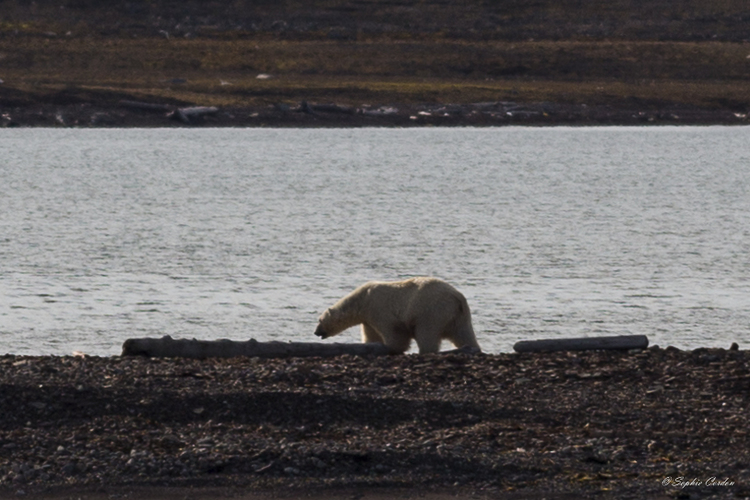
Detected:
left=2, top=99, right=748, bottom=129
left=1, top=346, right=748, bottom=499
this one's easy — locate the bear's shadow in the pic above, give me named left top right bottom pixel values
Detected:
left=5, top=383, right=505, bottom=431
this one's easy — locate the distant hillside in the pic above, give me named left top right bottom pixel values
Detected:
left=3, top=0, right=750, bottom=42
left=1, top=0, right=749, bottom=126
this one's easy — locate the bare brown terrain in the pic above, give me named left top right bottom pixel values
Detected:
left=1, top=0, right=749, bottom=126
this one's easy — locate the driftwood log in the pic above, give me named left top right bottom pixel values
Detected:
left=310, top=103, right=355, bottom=114
left=513, top=335, right=649, bottom=353
left=169, top=106, right=219, bottom=124
left=121, top=336, right=482, bottom=359
left=122, top=336, right=396, bottom=359
left=119, top=101, right=220, bottom=124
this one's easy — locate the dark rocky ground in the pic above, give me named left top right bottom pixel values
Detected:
left=1, top=346, right=749, bottom=499
left=2, top=86, right=746, bottom=129
left=3, top=100, right=748, bottom=129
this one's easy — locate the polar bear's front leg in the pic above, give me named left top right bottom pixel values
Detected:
left=363, top=323, right=411, bottom=353
left=361, top=323, right=384, bottom=344
left=364, top=321, right=412, bottom=353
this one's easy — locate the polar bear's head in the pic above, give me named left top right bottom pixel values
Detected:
left=315, top=288, right=365, bottom=340
left=314, top=308, right=335, bottom=339
left=315, top=305, right=359, bottom=339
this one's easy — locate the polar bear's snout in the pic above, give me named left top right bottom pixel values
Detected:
left=314, top=324, right=329, bottom=339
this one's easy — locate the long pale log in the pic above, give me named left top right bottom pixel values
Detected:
left=179, top=106, right=219, bottom=117
left=513, top=335, right=649, bottom=353
left=121, top=335, right=396, bottom=359
left=169, top=106, right=220, bottom=123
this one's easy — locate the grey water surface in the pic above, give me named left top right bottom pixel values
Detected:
left=1, top=127, right=748, bottom=355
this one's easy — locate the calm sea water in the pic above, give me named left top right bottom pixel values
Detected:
left=1, top=127, right=749, bottom=356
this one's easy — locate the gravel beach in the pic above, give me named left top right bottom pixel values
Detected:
left=1, top=346, right=748, bottom=499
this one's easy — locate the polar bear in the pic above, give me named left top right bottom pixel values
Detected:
left=314, top=277, right=480, bottom=354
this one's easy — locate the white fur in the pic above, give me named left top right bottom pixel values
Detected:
left=315, top=277, right=480, bottom=354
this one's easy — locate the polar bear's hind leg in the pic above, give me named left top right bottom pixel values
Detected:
left=448, top=323, right=480, bottom=350
left=415, top=326, right=442, bottom=354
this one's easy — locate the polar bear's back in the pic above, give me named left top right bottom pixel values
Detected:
left=364, top=277, right=470, bottom=322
